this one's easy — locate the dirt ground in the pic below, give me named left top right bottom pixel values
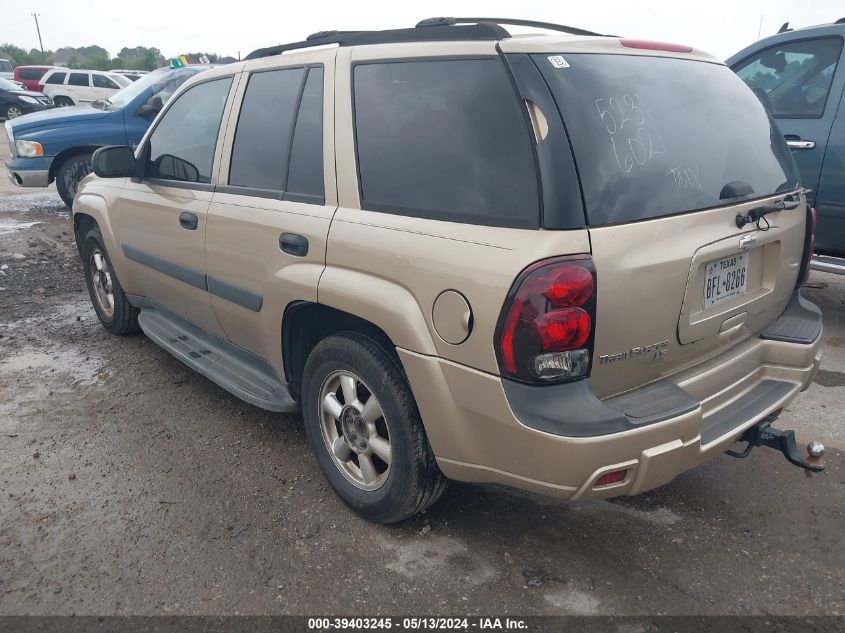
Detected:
left=0, top=131, right=843, bottom=616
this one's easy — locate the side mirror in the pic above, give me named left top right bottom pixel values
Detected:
left=134, top=95, right=163, bottom=117
left=92, top=146, right=136, bottom=178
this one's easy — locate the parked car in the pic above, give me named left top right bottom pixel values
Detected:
left=13, top=65, right=59, bottom=91
left=728, top=18, right=845, bottom=272
left=0, top=78, right=53, bottom=119
left=38, top=68, right=127, bottom=107
left=5, top=65, right=209, bottom=206
left=72, top=18, right=823, bottom=523
left=0, top=59, right=13, bottom=80
left=112, top=70, right=148, bottom=82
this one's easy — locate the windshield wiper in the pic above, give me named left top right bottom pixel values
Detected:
left=735, top=192, right=801, bottom=229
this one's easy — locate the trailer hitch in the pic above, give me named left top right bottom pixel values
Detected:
left=726, top=418, right=825, bottom=473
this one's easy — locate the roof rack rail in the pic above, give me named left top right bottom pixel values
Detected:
left=245, top=22, right=509, bottom=60
left=416, top=16, right=605, bottom=37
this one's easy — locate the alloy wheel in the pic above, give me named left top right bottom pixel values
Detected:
left=89, top=248, right=114, bottom=318
left=319, top=370, right=392, bottom=491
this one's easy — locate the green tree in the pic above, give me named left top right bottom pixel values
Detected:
left=0, top=42, right=54, bottom=65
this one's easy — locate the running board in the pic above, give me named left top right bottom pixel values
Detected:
left=138, top=307, right=298, bottom=413
left=810, top=254, right=845, bottom=275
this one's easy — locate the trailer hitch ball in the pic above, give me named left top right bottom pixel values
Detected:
left=807, top=441, right=825, bottom=458
left=725, top=419, right=826, bottom=474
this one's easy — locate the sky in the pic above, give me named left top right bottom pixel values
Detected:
left=5, top=0, right=844, bottom=61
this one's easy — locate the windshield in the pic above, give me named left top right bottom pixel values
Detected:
left=0, top=78, right=22, bottom=91
left=106, top=66, right=204, bottom=110
left=534, top=53, right=800, bottom=226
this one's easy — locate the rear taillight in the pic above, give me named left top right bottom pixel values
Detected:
left=797, top=206, right=817, bottom=288
left=495, top=256, right=596, bottom=384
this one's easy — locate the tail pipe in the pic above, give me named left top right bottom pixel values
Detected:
left=726, top=417, right=825, bottom=474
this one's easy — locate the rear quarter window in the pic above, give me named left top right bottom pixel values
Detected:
left=353, top=58, right=539, bottom=228
left=534, top=53, right=799, bottom=226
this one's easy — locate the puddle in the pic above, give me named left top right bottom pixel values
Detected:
left=0, top=218, right=43, bottom=235
left=0, top=347, right=109, bottom=388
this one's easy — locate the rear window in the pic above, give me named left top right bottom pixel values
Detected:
left=534, top=54, right=799, bottom=226
left=19, top=68, right=48, bottom=80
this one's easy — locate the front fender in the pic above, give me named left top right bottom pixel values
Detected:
left=73, top=180, right=142, bottom=295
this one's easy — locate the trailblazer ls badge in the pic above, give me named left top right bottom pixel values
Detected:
left=599, top=340, right=669, bottom=364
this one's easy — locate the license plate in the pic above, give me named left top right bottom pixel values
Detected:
left=704, top=253, right=747, bottom=308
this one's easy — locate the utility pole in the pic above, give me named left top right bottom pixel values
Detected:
left=32, top=13, right=44, bottom=54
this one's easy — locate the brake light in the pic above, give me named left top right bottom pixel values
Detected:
left=619, top=39, right=693, bottom=53
left=495, top=256, right=596, bottom=383
left=796, top=206, right=817, bottom=287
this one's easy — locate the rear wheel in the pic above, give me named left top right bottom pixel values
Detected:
left=56, top=153, right=93, bottom=208
left=53, top=96, right=73, bottom=107
left=302, top=333, right=447, bottom=523
left=5, top=104, right=23, bottom=119
left=82, top=227, right=139, bottom=335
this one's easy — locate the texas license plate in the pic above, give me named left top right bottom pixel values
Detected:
left=704, top=253, right=747, bottom=308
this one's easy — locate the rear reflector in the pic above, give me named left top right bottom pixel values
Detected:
left=595, top=469, right=627, bottom=486
left=620, top=39, right=693, bottom=53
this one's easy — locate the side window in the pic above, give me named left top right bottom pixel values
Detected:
left=228, top=67, right=306, bottom=191
left=145, top=77, right=233, bottom=184
left=93, top=74, right=118, bottom=89
left=0, top=61, right=12, bottom=72
left=733, top=37, right=843, bottom=118
left=45, top=72, right=66, bottom=85
left=68, top=73, right=90, bottom=87
left=353, top=59, right=539, bottom=227
left=286, top=67, right=324, bottom=201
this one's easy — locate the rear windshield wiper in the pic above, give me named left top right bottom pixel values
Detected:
left=735, top=192, right=801, bottom=229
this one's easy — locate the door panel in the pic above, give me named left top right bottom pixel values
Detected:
left=115, top=180, right=223, bottom=335
left=732, top=34, right=845, bottom=247
left=815, top=88, right=845, bottom=256
left=205, top=194, right=333, bottom=372
left=111, top=73, right=238, bottom=336
left=206, top=50, right=337, bottom=377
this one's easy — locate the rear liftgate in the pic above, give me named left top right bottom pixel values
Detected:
left=726, top=416, right=826, bottom=474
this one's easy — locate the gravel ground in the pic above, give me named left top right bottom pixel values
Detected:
left=0, top=130, right=843, bottom=616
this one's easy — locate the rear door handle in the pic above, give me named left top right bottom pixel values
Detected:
left=784, top=136, right=815, bottom=150
left=179, top=212, right=198, bottom=230
left=280, top=233, right=309, bottom=257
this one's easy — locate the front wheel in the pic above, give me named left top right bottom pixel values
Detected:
left=82, top=227, right=139, bottom=335
left=301, top=333, right=447, bottom=523
left=5, top=104, right=23, bottom=119
left=56, top=153, right=92, bottom=208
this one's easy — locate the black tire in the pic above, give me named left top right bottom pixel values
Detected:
left=81, top=226, right=139, bottom=335
left=302, top=332, right=447, bottom=523
left=5, top=103, right=24, bottom=119
left=53, top=96, right=73, bottom=108
left=56, top=153, right=92, bottom=208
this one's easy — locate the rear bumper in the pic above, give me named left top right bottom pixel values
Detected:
left=401, top=291, right=822, bottom=500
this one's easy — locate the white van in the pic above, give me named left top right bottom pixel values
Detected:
left=39, top=69, right=128, bottom=107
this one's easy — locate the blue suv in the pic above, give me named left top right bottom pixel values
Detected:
left=5, top=65, right=208, bottom=207
left=728, top=19, right=845, bottom=272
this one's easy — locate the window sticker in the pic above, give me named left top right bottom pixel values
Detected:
left=548, top=55, right=570, bottom=69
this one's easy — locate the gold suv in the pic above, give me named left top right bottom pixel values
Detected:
left=72, top=18, right=823, bottom=523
